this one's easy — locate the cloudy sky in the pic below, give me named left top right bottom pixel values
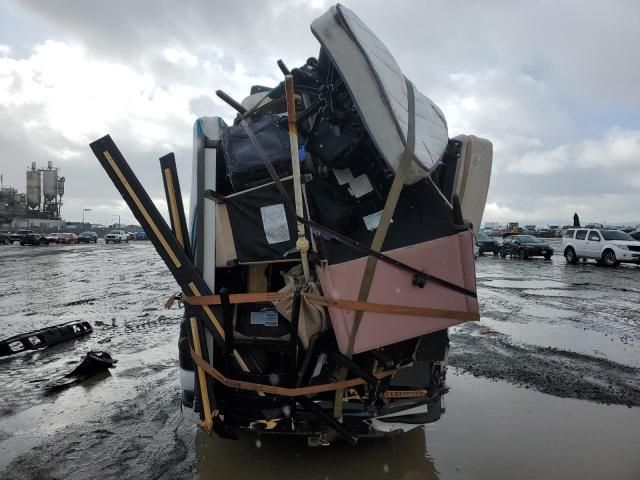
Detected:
left=1, top=0, right=639, bottom=227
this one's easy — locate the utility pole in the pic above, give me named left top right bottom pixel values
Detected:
left=83, top=208, right=91, bottom=225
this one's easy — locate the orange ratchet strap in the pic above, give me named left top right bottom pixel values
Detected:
left=168, top=292, right=479, bottom=322
left=190, top=349, right=397, bottom=397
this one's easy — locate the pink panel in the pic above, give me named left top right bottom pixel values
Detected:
left=316, top=231, right=478, bottom=354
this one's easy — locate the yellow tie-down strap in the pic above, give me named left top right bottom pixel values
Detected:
left=190, top=349, right=425, bottom=399
left=168, top=291, right=480, bottom=322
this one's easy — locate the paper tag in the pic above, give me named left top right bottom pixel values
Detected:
left=260, top=204, right=290, bottom=244
left=250, top=310, right=279, bottom=327
left=347, top=174, right=373, bottom=198
left=363, top=210, right=392, bottom=231
left=332, top=167, right=354, bottom=185
left=311, top=352, right=327, bottom=378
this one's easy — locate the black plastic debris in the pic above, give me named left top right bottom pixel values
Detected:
left=0, top=320, right=93, bottom=357
left=44, top=351, right=117, bottom=393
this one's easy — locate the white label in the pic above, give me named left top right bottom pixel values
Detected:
left=332, top=167, right=354, bottom=185
left=250, top=310, right=279, bottom=327
left=363, top=210, right=392, bottom=231
left=260, top=204, right=290, bottom=244
left=311, top=352, right=327, bottom=378
left=347, top=174, right=373, bottom=198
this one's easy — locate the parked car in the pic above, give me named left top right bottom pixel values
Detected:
left=476, top=231, right=499, bottom=255
left=105, top=230, right=129, bottom=244
left=562, top=228, right=640, bottom=266
left=20, top=232, right=50, bottom=246
left=45, top=233, right=63, bottom=243
left=0, top=230, right=11, bottom=245
left=629, top=230, right=640, bottom=241
left=536, top=228, right=555, bottom=238
left=500, top=235, right=554, bottom=260
left=78, top=231, right=98, bottom=243
left=10, top=230, right=34, bottom=243
left=58, top=233, right=79, bottom=245
left=127, top=232, right=136, bottom=241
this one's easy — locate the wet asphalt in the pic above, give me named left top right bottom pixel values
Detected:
left=0, top=240, right=638, bottom=479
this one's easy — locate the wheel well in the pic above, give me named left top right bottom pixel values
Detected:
left=564, top=246, right=575, bottom=255
left=602, top=247, right=614, bottom=256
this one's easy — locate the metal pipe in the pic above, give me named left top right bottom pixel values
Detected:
left=215, top=90, right=247, bottom=115
left=284, top=75, right=310, bottom=282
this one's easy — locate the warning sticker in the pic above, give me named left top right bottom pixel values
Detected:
left=250, top=310, right=279, bottom=327
left=260, top=204, right=290, bottom=244
left=332, top=167, right=354, bottom=185
left=363, top=210, right=393, bottom=231
left=348, top=174, right=374, bottom=198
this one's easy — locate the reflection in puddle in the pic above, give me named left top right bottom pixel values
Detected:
left=425, top=372, right=640, bottom=480
left=480, top=318, right=639, bottom=368
left=521, top=288, right=603, bottom=299
left=481, top=279, right=568, bottom=289
left=197, top=426, right=438, bottom=480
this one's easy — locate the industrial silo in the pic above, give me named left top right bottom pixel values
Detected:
left=26, top=162, right=41, bottom=210
left=57, top=176, right=65, bottom=198
left=42, top=161, right=58, bottom=202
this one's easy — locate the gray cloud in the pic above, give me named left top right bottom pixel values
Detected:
left=2, top=0, right=639, bottom=226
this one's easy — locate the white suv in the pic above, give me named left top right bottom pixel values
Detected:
left=562, top=228, right=640, bottom=266
left=104, top=230, right=129, bottom=244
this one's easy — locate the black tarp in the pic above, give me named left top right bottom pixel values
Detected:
left=225, top=179, right=309, bottom=263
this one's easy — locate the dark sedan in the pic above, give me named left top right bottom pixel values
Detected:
left=476, top=231, right=499, bottom=255
left=78, top=231, right=98, bottom=243
left=500, top=235, right=553, bottom=260
left=20, top=233, right=50, bottom=246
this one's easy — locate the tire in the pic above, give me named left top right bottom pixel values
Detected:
left=601, top=249, right=619, bottom=267
left=564, top=247, right=578, bottom=264
left=544, top=253, right=552, bottom=260
left=500, top=249, right=507, bottom=258
left=20, top=242, right=25, bottom=246
left=3, top=238, right=8, bottom=245
left=518, top=248, right=528, bottom=260
left=493, top=250, right=499, bottom=256
left=40, top=238, right=46, bottom=245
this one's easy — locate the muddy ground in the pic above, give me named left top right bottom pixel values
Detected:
left=0, top=241, right=638, bottom=479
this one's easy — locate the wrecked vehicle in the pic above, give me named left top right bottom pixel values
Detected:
left=90, top=4, right=492, bottom=444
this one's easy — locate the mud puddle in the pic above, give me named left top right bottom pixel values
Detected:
left=194, top=371, right=639, bottom=480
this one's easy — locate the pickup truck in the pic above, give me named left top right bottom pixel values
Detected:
left=10, top=230, right=49, bottom=245
left=10, top=230, right=34, bottom=243
left=104, top=230, right=130, bottom=244
left=20, top=232, right=50, bottom=246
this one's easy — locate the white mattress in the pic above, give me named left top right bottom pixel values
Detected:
left=453, top=134, right=493, bottom=234
left=311, top=4, right=448, bottom=184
